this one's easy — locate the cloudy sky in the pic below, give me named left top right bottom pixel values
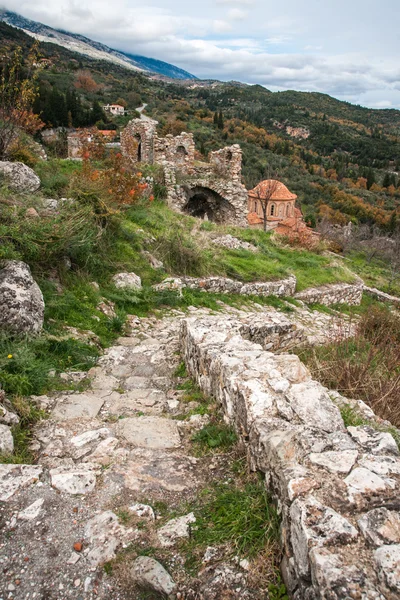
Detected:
left=3, top=0, right=400, bottom=108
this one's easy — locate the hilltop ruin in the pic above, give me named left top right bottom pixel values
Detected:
left=121, top=117, right=249, bottom=226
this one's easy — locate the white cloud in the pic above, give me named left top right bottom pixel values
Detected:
left=227, top=8, right=248, bottom=20
left=2, top=0, right=400, bottom=108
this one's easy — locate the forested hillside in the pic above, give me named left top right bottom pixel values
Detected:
left=2, top=21, right=400, bottom=229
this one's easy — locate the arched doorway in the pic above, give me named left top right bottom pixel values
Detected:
left=176, top=145, right=188, bottom=167
left=134, top=134, right=142, bottom=162
left=183, top=186, right=236, bottom=223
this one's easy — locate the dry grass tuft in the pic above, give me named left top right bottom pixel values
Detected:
left=297, top=306, right=400, bottom=426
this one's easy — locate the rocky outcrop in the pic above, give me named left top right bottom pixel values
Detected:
left=0, top=260, right=44, bottom=335
left=0, top=161, right=40, bottom=193
left=181, top=314, right=400, bottom=599
left=111, top=272, right=142, bottom=290
left=211, top=234, right=258, bottom=252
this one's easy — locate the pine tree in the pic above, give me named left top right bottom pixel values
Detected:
left=366, top=168, right=376, bottom=190
left=218, top=111, right=224, bottom=129
left=213, top=112, right=218, bottom=127
left=91, top=101, right=105, bottom=125
left=382, top=173, right=391, bottom=188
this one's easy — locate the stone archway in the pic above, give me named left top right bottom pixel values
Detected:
left=176, top=145, right=188, bottom=167
left=183, top=186, right=236, bottom=223
left=134, top=134, right=142, bottom=162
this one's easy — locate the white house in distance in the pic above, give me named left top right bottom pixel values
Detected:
left=103, top=104, right=125, bottom=116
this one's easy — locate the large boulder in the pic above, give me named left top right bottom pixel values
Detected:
left=112, top=272, right=142, bottom=290
left=0, top=161, right=40, bottom=193
left=0, top=261, right=44, bottom=335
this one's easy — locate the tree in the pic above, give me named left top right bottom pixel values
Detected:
left=91, top=100, right=106, bottom=124
left=217, top=111, right=224, bottom=130
left=366, top=168, right=376, bottom=190
left=115, top=97, right=127, bottom=108
left=0, top=43, right=44, bottom=158
left=253, top=178, right=279, bottom=232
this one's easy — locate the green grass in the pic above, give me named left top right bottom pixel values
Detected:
left=189, top=480, right=280, bottom=558
left=339, top=403, right=400, bottom=449
left=348, top=251, right=400, bottom=297
left=192, top=423, right=238, bottom=450
left=125, top=201, right=355, bottom=290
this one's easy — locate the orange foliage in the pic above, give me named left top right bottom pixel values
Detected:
left=74, top=71, right=100, bottom=93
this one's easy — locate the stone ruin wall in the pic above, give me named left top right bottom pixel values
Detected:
left=209, top=145, right=243, bottom=182
left=294, top=282, right=364, bottom=306
left=363, top=286, right=400, bottom=306
left=120, top=119, right=158, bottom=164
left=153, top=132, right=195, bottom=173
left=155, top=275, right=366, bottom=308
left=154, top=274, right=297, bottom=298
left=121, top=117, right=249, bottom=227
left=181, top=314, right=400, bottom=599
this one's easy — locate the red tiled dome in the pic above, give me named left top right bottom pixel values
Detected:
left=249, top=180, right=297, bottom=201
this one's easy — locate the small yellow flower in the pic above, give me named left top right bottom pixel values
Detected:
left=7, top=354, right=13, bottom=359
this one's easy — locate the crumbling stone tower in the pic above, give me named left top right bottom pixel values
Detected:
left=121, top=118, right=195, bottom=173
left=121, top=117, right=248, bottom=227
left=120, top=118, right=159, bottom=164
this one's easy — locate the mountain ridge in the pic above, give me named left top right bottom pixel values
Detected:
left=0, top=9, right=197, bottom=81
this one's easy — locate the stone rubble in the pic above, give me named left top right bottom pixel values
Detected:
left=294, top=281, right=363, bottom=306
left=211, top=234, right=258, bottom=252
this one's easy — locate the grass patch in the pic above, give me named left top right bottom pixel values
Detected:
left=189, top=479, right=280, bottom=558
left=0, top=396, right=46, bottom=464
left=192, top=423, right=238, bottom=450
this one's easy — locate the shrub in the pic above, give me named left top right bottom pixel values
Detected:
left=297, top=306, right=400, bottom=426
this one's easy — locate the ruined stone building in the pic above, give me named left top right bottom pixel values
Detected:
left=121, top=117, right=249, bottom=226
left=121, top=116, right=313, bottom=234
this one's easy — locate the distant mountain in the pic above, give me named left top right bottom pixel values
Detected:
left=0, top=10, right=197, bottom=80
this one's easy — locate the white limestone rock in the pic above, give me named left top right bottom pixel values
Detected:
left=157, top=512, right=196, bottom=547
left=18, top=498, right=45, bottom=521
left=359, top=508, right=400, bottom=547
left=112, top=272, right=142, bottom=290
left=286, top=381, right=344, bottom=433
left=0, top=424, right=14, bottom=454
left=51, top=393, right=105, bottom=420
left=84, top=510, right=133, bottom=566
left=50, top=467, right=96, bottom=495
left=70, top=428, right=110, bottom=448
left=290, top=496, right=359, bottom=577
left=374, top=544, right=400, bottom=592
left=0, top=161, right=40, bottom=193
left=0, top=260, right=44, bottom=335
left=118, top=416, right=181, bottom=449
left=308, top=450, right=358, bottom=474
left=131, top=556, right=176, bottom=596
left=348, top=426, right=399, bottom=456
left=310, top=547, right=381, bottom=599
left=129, top=503, right=155, bottom=520
left=0, top=464, right=43, bottom=501
left=0, top=403, right=19, bottom=425
left=345, top=467, right=389, bottom=501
